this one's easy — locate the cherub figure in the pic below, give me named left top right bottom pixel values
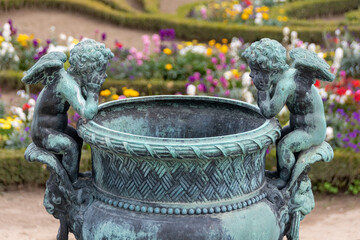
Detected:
left=242, top=38, right=334, bottom=188
left=22, top=39, right=114, bottom=183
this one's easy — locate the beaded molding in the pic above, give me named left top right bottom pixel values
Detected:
left=95, top=192, right=268, bottom=215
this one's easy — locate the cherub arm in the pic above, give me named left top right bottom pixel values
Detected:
left=58, top=69, right=101, bottom=120
left=257, top=81, right=294, bottom=119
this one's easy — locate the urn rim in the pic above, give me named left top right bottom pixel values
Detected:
left=77, top=95, right=281, bottom=158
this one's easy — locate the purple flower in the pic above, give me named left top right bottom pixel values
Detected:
left=194, top=72, right=201, bottom=81
left=33, top=39, right=38, bottom=47
left=46, top=39, right=51, bottom=45
left=72, top=112, right=80, bottom=122
left=25, top=127, right=30, bottom=132
left=159, top=29, right=175, bottom=41
left=336, top=133, right=342, bottom=138
left=20, top=137, right=25, bottom=142
left=343, top=137, right=350, bottom=142
left=129, top=75, right=134, bottom=80
left=101, top=32, right=107, bottom=41
left=197, top=84, right=206, bottom=92
left=188, top=76, right=196, bottom=82
left=349, top=131, right=357, bottom=138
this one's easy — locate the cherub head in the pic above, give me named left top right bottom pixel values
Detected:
left=68, top=39, right=114, bottom=87
left=242, top=38, right=289, bottom=91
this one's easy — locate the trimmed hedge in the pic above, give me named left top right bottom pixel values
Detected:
left=96, top=0, right=140, bottom=13
left=0, top=149, right=91, bottom=188
left=0, top=70, right=187, bottom=95
left=138, top=0, right=159, bottom=13
left=1, top=148, right=359, bottom=192
left=283, top=0, right=360, bottom=19
left=1, top=0, right=360, bottom=44
left=346, top=8, right=360, bottom=23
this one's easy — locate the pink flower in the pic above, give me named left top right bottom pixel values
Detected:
left=209, top=87, right=215, bottom=93
left=194, top=72, right=201, bottom=80
left=340, top=70, right=346, bottom=78
left=206, top=75, right=214, bottom=82
left=211, top=57, right=218, bottom=64
left=240, top=64, right=246, bottom=71
left=225, top=90, right=230, bottom=96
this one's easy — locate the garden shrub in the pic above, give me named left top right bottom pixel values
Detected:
left=345, top=8, right=360, bottom=23
left=1, top=0, right=359, bottom=44
left=0, top=149, right=91, bottom=188
left=137, top=0, right=159, bottom=13
left=283, top=0, right=360, bottom=19
left=0, top=70, right=186, bottom=95
left=96, top=0, right=139, bottom=13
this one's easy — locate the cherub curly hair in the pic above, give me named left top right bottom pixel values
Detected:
left=242, top=38, right=289, bottom=73
left=68, top=39, right=114, bottom=77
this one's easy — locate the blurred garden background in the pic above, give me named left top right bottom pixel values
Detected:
left=0, top=0, right=359, bottom=239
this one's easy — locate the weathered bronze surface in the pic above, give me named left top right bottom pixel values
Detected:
left=23, top=38, right=334, bottom=240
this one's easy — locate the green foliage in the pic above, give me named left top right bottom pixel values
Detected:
left=1, top=0, right=359, bottom=44
left=138, top=0, right=159, bottom=13
left=346, top=8, right=360, bottom=23
left=0, top=70, right=186, bottom=95
left=0, top=100, right=4, bottom=118
left=283, top=0, right=360, bottom=19
left=266, top=148, right=360, bottom=193
left=0, top=149, right=91, bottom=188
left=348, top=180, right=360, bottom=195
left=96, top=0, right=139, bottom=13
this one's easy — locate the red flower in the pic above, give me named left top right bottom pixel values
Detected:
left=115, top=41, right=123, bottom=49
left=314, top=80, right=320, bottom=88
left=22, top=103, right=31, bottom=111
left=351, top=80, right=360, bottom=88
left=244, top=0, right=252, bottom=6
left=354, top=90, right=360, bottom=102
left=336, top=87, right=347, bottom=96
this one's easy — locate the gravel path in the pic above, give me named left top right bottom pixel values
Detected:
left=0, top=188, right=359, bottom=240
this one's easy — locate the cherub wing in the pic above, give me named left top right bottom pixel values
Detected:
left=289, top=48, right=335, bottom=84
left=22, top=51, right=67, bottom=86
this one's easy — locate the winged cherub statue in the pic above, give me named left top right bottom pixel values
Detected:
left=22, top=39, right=114, bottom=183
left=242, top=38, right=335, bottom=189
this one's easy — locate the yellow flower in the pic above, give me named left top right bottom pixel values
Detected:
left=263, top=13, right=269, bottom=20
left=2, top=124, right=11, bottom=130
left=0, top=118, right=5, bottom=124
left=241, top=13, right=249, bottom=20
left=185, top=41, right=192, bottom=46
left=215, top=43, right=221, bottom=49
left=111, top=94, right=119, bottom=100
left=0, top=36, right=4, bottom=44
left=214, top=3, right=220, bottom=9
left=277, top=16, right=283, bottom=22
left=177, top=44, right=184, bottom=50
left=329, top=51, right=335, bottom=57
left=192, top=40, right=198, bottom=45
left=165, top=64, right=173, bottom=70
left=123, top=88, right=140, bottom=98
left=279, top=8, right=285, bottom=14
left=17, top=34, right=29, bottom=47
left=100, top=89, right=111, bottom=97
left=220, top=45, right=228, bottom=54
left=163, top=48, right=172, bottom=55
left=72, top=39, right=80, bottom=45
left=283, top=16, right=288, bottom=22
left=208, top=39, right=216, bottom=47
left=261, top=6, right=269, bottom=12
left=206, top=48, right=213, bottom=56
left=222, top=38, right=228, bottom=44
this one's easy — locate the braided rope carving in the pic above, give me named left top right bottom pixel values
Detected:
left=92, top=148, right=267, bottom=203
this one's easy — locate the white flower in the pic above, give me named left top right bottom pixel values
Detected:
left=13, top=55, right=19, bottom=62
left=291, top=31, right=298, bottom=40
left=334, top=47, right=344, bottom=61
left=335, top=29, right=341, bottom=36
left=241, top=88, right=254, bottom=104
left=17, top=90, right=28, bottom=99
left=28, top=99, right=36, bottom=107
left=308, top=43, right=316, bottom=52
left=283, top=27, right=290, bottom=36
left=254, top=17, right=262, bottom=25
left=59, top=33, right=67, bottom=41
left=317, top=52, right=324, bottom=59
left=233, top=4, right=242, bottom=12
left=326, top=127, right=334, bottom=141
left=224, top=71, right=233, bottom=80
left=11, top=107, right=26, bottom=121
left=346, top=89, right=352, bottom=96
left=27, top=108, right=34, bottom=121
left=47, top=43, right=68, bottom=53
left=329, top=94, right=336, bottom=103
left=50, top=26, right=56, bottom=32
left=186, top=84, right=196, bottom=95
left=242, top=72, right=252, bottom=87
left=318, top=88, right=328, bottom=99
left=11, top=120, right=21, bottom=129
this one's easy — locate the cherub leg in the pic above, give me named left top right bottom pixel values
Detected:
left=40, top=128, right=80, bottom=183
left=276, top=130, right=314, bottom=187
left=64, top=125, right=83, bottom=170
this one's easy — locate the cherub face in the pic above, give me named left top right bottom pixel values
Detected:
left=249, top=62, right=272, bottom=91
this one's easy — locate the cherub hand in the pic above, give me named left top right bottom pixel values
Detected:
left=87, top=72, right=105, bottom=93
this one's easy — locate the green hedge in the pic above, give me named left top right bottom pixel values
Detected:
left=283, top=0, right=360, bottom=19
left=1, top=148, right=359, bottom=192
left=138, top=0, right=159, bottom=13
left=1, top=0, right=360, bottom=44
left=96, top=0, right=139, bottom=13
left=265, top=149, right=360, bottom=192
left=346, top=8, right=360, bottom=23
left=0, top=149, right=91, bottom=189
left=0, top=70, right=186, bottom=95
